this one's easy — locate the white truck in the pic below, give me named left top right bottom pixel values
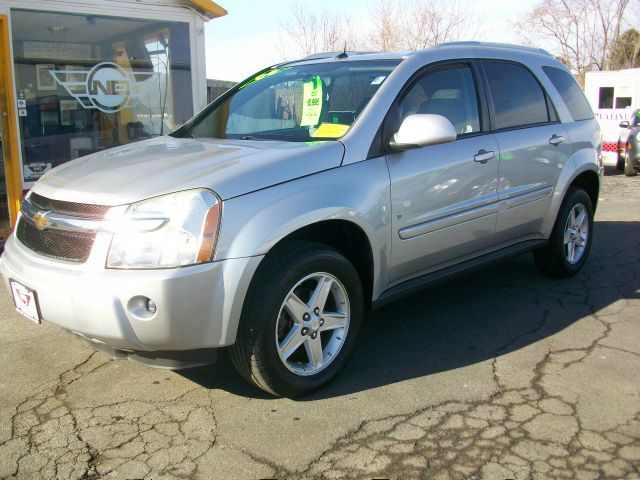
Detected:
left=584, top=68, right=640, bottom=165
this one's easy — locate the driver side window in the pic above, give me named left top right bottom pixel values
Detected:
left=399, top=67, right=481, bottom=136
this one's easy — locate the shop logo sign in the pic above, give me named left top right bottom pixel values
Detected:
left=50, top=62, right=146, bottom=113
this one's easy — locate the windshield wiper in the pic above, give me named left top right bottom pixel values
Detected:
left=238, top=135, right=268, bottom=141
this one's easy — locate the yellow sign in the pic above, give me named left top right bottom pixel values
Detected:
left=312, top=123, right=350, bottom=138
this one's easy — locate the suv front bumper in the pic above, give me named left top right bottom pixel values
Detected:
left=0, top=234, right=262, bottom=353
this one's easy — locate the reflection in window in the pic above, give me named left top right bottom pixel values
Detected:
left=11, top=10, right=193, bottom=184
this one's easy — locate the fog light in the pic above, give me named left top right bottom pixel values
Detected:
left=146, top=299, right=157, bottom=314
left=127, top=296, right=157, bottom=320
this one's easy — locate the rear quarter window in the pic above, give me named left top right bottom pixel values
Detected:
left=543, top=66, right=594, bottom=121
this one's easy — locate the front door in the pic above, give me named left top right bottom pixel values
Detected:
left=386, top=64, right=500, bottom=284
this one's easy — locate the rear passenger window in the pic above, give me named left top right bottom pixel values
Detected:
left=543, top=66, right=594, bottom=121
left=483, top=61, right=550, bottom=130
left=399, top=67, right=481, bottom=136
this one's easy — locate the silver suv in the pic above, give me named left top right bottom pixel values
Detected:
left=1, top=43, right=602, bottom=397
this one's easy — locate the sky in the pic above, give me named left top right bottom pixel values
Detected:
left=203, top=0, right=539, bottom=82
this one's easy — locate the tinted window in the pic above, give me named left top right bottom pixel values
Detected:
left=483, top=62, right=550, bottom=130
left=543, top=66, right=594, bottom=121
left=399, top=67, right=480, bottom=135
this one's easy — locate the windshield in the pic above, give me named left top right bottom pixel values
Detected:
left=177, top=60, right=400, bottom=142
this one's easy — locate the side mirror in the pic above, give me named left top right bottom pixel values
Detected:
left=389, top=114, right=457, bottom=151
left=619, top=120, right=630, bottom=128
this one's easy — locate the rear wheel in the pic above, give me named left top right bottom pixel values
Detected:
left=534, top=187, right=593, bottom=278
left=624, top=155, right=638, bottom=177
left=230, top=241, right=364, bottom=397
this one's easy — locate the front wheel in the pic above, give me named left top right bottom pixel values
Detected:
left=230, top=241, right=364, bottom=397
left=534, top=187, right=594, bottom=278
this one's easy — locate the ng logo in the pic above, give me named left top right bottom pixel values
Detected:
left=50, top=62, right=147, bottom=113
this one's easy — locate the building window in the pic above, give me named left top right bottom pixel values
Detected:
left=11, top=9, right=193, bottom=184
left=598, top=87, right=614, bottom=109
left=615, top=97, right=632, bottom=109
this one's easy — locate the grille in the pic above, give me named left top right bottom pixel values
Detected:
left=16, top=217, right=96, bottom=263
left=29, top=192, right=111, bottom=219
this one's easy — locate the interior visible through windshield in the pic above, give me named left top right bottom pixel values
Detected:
left=178, top=60, right=400, bottom=142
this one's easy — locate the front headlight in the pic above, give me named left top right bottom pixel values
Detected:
left=106, top=189, right=221, bottom=269
left=636, top=132, right=640, bottom=142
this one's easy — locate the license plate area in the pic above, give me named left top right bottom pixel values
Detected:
left=10, top=279, right=42, bottom=324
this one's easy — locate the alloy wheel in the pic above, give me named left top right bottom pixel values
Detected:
left=275, top=272, right=350, bottom=376
left=564, top=203, right=589, bottom=264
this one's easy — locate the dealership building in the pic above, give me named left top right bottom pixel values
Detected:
left=0, top=0, right=227, bottom=239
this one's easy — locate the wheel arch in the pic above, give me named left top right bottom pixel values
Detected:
left=273, top=219, right=375, bottom=310
left=543, top=148, right=601, bottom=238
left=569, top=169, right=600, bottom=211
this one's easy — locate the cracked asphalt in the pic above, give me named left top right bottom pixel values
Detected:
left=1, top=166, right=639, bottom=480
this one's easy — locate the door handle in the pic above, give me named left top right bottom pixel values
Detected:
left=549, top=134, right=565, bottom=146
left=474, top=149, right=495, bottom=164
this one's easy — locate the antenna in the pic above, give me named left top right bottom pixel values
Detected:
left=336, top=43, right=348, bottom=60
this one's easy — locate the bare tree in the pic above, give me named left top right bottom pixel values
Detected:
left=591, top=0, right=632, bottom=68
left=368, top=0, right=481, bottom=52
left=367, top=0, right=405, bottom=52
left=404, top=0, right=482, bottom=49
left=280, top=0, right=481, bottom=58
left=610, top=28, right=640, bottom=68
left=279, top=2, right=360, bottom=58
left=516, top=0, right=637, bottom=84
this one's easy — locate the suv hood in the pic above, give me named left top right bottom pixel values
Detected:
left=32, top=136, right=345, bottom=205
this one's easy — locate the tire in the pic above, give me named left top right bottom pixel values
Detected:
left=229, top=240, right=364, bottom=397
left=624, top=155, right=638, bottom=177
left=616, top=152, right=625, bottom=171
left=534, top=187, right=594, bottom=278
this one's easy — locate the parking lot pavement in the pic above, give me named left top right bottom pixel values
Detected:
left=0, top=167, right=639, bottom=480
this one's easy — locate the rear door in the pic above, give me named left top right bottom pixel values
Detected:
left=480, top=60, right=570, bottom=245
left=385, top=63, right=500, bottom=284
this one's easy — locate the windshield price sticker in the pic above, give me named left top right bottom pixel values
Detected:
left=300, top=76, right=323, bottom=127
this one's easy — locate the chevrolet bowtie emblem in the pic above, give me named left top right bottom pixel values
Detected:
left=33, top=212, right=50, bottom=230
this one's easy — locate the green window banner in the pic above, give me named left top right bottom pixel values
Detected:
left=238, top=68, right=288, bottom=90
left=300, top=76, right=323, bottom=127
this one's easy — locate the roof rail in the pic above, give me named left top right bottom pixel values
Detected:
left=435, top=41, right=552, bottom=57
